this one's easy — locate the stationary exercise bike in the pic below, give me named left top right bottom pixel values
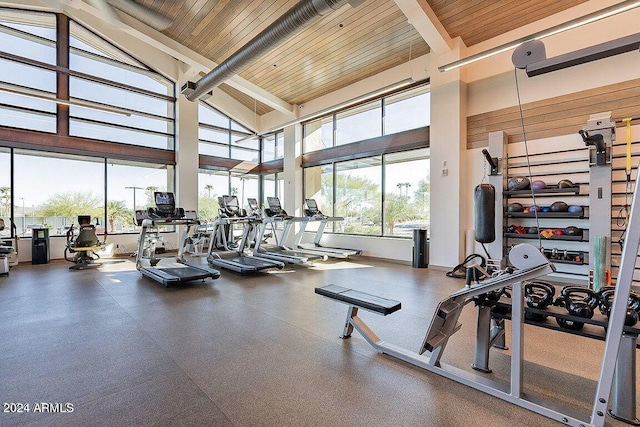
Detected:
left=64, top=215, right=106, bottom=270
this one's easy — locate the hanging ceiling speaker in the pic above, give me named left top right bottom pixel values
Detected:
left=87, top=0, right=171, bottom=31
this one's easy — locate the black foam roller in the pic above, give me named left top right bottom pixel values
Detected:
left=474, top=183, right=495, bottom=243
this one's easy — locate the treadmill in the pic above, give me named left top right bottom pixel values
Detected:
left=135, top=192, right=221, bottom=287
left=252, top=197, right=322, bottom=264
left=293, top=198, right=362, bottom=259
left=207, top=195, right=284, bottom=274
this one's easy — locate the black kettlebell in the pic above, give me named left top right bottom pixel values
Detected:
left=484, top=287, right=511, bottom=315
left=597, top=287, right=640, bottom=327
left=524, top=281, right=555, bottom=321
left=554, top=286, right=598, bottom=330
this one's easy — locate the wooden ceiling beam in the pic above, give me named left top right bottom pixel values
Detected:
left=393, top=0, right=453, bottom=54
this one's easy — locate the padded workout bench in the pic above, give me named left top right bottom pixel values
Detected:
left=315, top=284, right=401, bottom=339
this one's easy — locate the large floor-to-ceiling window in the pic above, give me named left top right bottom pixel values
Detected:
left=107, top=160, right=172, bottom=233
left=0, top=9, right=176, bottom=237
left=302, top=84, right=430, bottom=237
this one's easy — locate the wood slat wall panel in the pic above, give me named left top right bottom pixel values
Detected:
left=467, top=78, right=640, bottom=149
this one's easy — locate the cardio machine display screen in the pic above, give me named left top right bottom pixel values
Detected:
left=267, top=197, right=282, bottom=212
left=306, top=199, right=318, bottom=212
left=247, top=198, right=259, bottom=210
left=154, top=192, right=175, bottom=207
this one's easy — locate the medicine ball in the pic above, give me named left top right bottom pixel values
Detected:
left=541, top=206, right=551, bottom=213
left=527, top=226, right=538, bottom=234
left=508, top=203, right=524, bottom=212
left=558, top=179, right=575, bottom=188
left=567, top=205, right=583, bottom=214
left=564, top=226, right=583, bottom=237
left=550, top=201, right=569, bottom=212
left=507, top=176, right=530, bottom=191
left=532, top=180, right=547, bottom=190
left=529, top=205, right=542, bottom=213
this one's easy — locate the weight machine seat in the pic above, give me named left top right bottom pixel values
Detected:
left=315, top=285, right=401, bottom=315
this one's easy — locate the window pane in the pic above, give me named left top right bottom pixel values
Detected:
left=335, top=101, right=381, bottom=146
left=0, top=26, right=56, bottom=64
left=199, top=104, right=229, bottom=128
left=262, top=134, right=276, bottom=162
left=70, top=21, right=146, bottom=68
left=383, top=149, right=430, bottom=237
left=0, top=59, right=56, bottom=92
left=231, top=120, right=251, bottom=133
left=1, top=19, right=56, bottom=41
left=199, top=128, right=229, bottom=144
left=231, top=147, right=259, bottom=162
left=0, top=148, right=11, bottom=238
left=275, top=133, right=284, bottom=159
left=70, top=77, right=173, bottom=118
left=304, top=164, right=333, bottom=232
left=232, top=135, right=259, bottom=150
left=70, top=119, right=173, bottom=150
left=70, top=106, right=173, bottom=134
left=70, top=52, right=171, bottom=95
left=198, top=170, right=228, bottom=222
left=335, top=157, right=381, bottom=235
left=262, top=174, right=275, bottom=206
left=107, top=160, right=172, bottom=233
left=199, top=142, right=229, bottom=158
left=0, top=105, right=55, bottom=133
left=303, top=117, right=332, bottom=153
left=231, top=174, right=258, bottom=210
left=261, top=173, right=284, bottom=206
left=277, top=174, right=284, bottom=206
left=385, top=90, right=430, bottom=135
left=14, top=151, right=105, bottom=236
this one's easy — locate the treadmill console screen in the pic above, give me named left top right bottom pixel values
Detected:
left=247, top=198, right=259, bottom=210
left=223, top=195, right=239, bottom=214
left=267, top=197, right=282, bottom=213
left=154, top=192, right=176, bottom=213
left=305, top=199, right=318, bottom=213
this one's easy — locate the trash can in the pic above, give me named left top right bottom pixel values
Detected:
left=32, top=228, right=50, bottom=265
left=412, top=228, right=428, bottom=268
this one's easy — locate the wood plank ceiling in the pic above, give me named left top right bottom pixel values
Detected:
left=427, top=0, right=590, bottom=47
left=138, top=0, right=429, bottom=114
left=135, top=0, right=589, bottom=116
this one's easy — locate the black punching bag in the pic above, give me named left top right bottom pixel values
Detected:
left=474, top=183, right=495, bottom=243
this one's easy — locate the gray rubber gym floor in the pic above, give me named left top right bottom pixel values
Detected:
left=0, top=256, right=636, bottom=426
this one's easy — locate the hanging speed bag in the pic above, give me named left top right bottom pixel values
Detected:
left=474, top=183, right=496, bottom=243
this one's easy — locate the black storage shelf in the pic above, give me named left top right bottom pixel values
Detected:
left=504, top=187, right=580, bottom=196
left=480, top=299, right=640, bottom=341
left=506, top=212, right=586, bottom=219
left=504, top=232, right=586, bottom=242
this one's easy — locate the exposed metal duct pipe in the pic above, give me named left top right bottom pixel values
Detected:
left=107, top=0, right=172, bottom=31
left=182, top=0, right=358, bottom=101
